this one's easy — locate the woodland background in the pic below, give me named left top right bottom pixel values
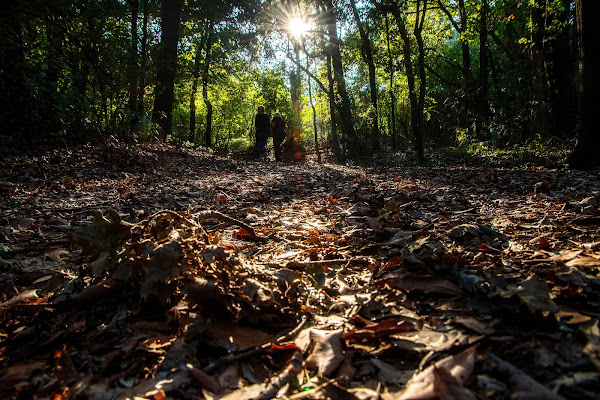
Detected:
left=0, top=0, right=598, bottom=167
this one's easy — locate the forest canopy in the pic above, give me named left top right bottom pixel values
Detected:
left=0, top=0, right=598, bottom=168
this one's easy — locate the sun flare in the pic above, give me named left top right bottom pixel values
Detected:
left=288, top=17, right=311, bottom=38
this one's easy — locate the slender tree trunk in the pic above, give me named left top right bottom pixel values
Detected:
left=128, top=0, right=139, bottom=137
left=306, top=57, right=321, bottom=163
left=189, top=22, right=209, bottom=145
left=391, top=2, right=425, bottom=162
left=568, top=0, right=600, bottom=169
left=385, top=13, right=397, bottom=149
left=189, top=43, right=201, bottom=143
left=415, top=0, right=427, bottom=161
left=476, top=0, right=490, bottom=138
left=349, top=0, right=379, bottom=152
left=326, top=54, right=341, bottom=160
left=437, top=0, right=475, bottom=135
left=138, top=0, right=148, bottom=117
left=530, top=0, right=551, bottom=139
left=203, top=31, right=213, bottom=148
left=152, top=0, right=182, bottom=141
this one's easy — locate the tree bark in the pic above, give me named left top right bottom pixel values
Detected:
left=138, top=0, right=149, bottom=116
left=326, top=54, right=341, bottom=160
left=530, top=0, right=551, bottom=139
left=546, top=0, right=576, bottom=138
left=476, top=0, right=490, bottom=138
left=437, top=0, right=475, bottom=136
left=306, top=57, right=321, bottom=163
left=349, top=0, right=379, bottom=152
left=385, top=13, right=397, bottom=149
left=415, top=0, right=427, bottom=161
left=152, top=0, right=182, bottom=142
left=568, top=0, right=600, bottom=169
left=390, top=1, right=425, bottom=162
left=203, top=31, right=213, bottom=148
left=320, top=0, right=356, bottom=153
left=128, top=0, right=139, bottom=137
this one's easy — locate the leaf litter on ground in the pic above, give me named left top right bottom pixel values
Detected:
left=0, top=142, right=599, bottom=399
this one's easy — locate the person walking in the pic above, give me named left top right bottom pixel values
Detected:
left=254, top=105, right=270, bottom=159
left=271, top=112, right=287, bottom=161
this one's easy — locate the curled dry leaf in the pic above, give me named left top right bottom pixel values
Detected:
left=393, top=345, right=478, bottom=400
left=305, top=329, right=344, bottom=376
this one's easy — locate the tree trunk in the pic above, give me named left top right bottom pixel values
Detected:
left=0, top=15, right=31, bottom=137
left=349, top=0, right=379, bottom=152
left=415, top=0, right=427, bottom=161
left=326, top=54, right=341, bottom=160
left=530, top=0, right=551, bottom=139
left=189, top=42, right=201, bottom=144
left=306, top=57, right=321, bottom=163
left=152, top=0, right=182, bottom=142
left=320, top=0, right=356, bottom=152
left=385, top=13, right=397, bottom=149
left=391, top=1, right=425, bottom=162
left=138, top=0, right=148, bottom=116
left=546, top=0, right=577, bottom=138
left=476, top=0, right=490, bottom=138
left=568, top=0, right=600, bottom=169
left=289, top=42, right=302, bottom=147
left=203, top=31, right=213, bottom=148
left=128, top=0, right=139, bottom=137
left=437, top=0, right=475, bottom=136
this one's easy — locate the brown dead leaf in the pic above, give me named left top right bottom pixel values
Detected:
left=305, top=329, right=344, bottom=376
left=392, top=345, right=478, bottom=400
left=379, top=273, right=463, bottom=296
left=343, top=318, right=415, bottom=341
left=566, top=256, right=600, bottom=268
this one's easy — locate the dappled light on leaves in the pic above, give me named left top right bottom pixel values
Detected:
left=1, top=144, right=600, bottom=398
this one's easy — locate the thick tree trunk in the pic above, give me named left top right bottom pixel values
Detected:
left=289, top=43, right=302, bottom=147
left=391, top=2, right=425, bottom=162
left=530, top=0, right=551, bottom=139
left=152, top=0, right=182, bottom=142
left=349, top=0, right=379, bottom=152
left=321, top=0, right=356, bottom=152
left=0, top=16, right=31, bottom=136
left=547, top=0, right=576, bottom=138
left=568, top=0, right=600, bottom=169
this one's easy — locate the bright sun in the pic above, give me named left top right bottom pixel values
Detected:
left=288, top=17, right=310, bottom=38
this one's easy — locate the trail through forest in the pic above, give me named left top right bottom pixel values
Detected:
left=1, top=143, right=599, bottom=399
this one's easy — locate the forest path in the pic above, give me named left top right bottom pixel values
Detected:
left=1, top=143, right=599, bottom=399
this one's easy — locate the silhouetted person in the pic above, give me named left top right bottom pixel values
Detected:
left=271, top=112, right=287, bottom=161
left=254, top=105, right=270, bottom=159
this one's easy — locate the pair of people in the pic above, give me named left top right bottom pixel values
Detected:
left=254, top=105, right=286, bottom=161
